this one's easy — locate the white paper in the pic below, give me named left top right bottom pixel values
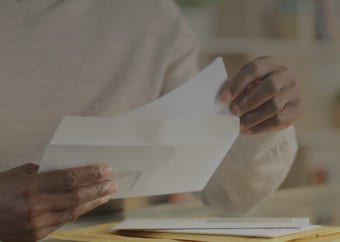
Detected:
left=112, top=218, right=319, bottom=238
left=113, top=217, right=310, bottom=230
left=39, top=58, right=240, bottom=199
left=149, top=226, right=320, bottom=238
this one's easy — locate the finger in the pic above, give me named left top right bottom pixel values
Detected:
left=230, top=70, right=294, bottom=116
left=33, top=180, right=117, bottom=212
left=35, top=164, right=112, bottom=192
left=240, top=85, right=298, bottom=130
left=243, top=99, right=302, bottom=135
left=71, top=195, right=110, bottom=219
left=57, top=196, right=109, bottom=223
left=30, top=223, right=65, bottom=241
left=25, top=196, right=109, bottom=234
left=219, top=56, right=283, bottom=103
left=7, top=163, right=39, bottom=175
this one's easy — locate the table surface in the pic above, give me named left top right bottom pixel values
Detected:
left=44, top=184, right=340, bottom=241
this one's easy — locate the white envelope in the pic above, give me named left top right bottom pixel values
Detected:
left=39, top=58, right=240, bottom=199
left=113, top=217, right=311, bottom=230
left=112, top=218, right=319, bottom=238
left=146, top=226, right=321, bottom=238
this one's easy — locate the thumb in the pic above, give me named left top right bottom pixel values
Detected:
left=10, top=163, right=39, bottom=174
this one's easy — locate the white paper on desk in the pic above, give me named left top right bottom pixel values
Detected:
left=149, top=226, right=320, bottom=238
left=113, top=217, right=310, bottom=230
left=113, top=218, right=318, bottom=238
left=39, top=58, right=239, bottom=199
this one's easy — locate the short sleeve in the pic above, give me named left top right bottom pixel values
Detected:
left=159, top=0, right=200, bottom=95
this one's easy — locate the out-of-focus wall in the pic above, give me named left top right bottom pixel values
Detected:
left=176, top=0, right=340, bottom=187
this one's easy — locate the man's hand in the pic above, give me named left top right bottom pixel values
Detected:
left=0, top=163, right=117, bottom=242
left=219, top=56, right=303, bottom=135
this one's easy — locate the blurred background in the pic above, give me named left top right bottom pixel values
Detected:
left=125, top=0, right=340, bottom=226
left=175, top=0, right=340, bottom=188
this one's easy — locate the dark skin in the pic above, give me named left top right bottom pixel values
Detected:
left=219, top=56, right=303, bottom=135
left=0, top=163, right=116, bottom=242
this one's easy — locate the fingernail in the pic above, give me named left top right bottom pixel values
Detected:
left=220, top=89, right=232, bottom=103
left=101, top=166, right=112, bottom=176
left=106, top=182, right=118, bottom=193
left=100, top=196, right=109, bottom=204
left=230, top=103, right=241, bottom=115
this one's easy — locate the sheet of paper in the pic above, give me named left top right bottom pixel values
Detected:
left=39, top=58, right=240, bottom=199
left=112, top=218, right=318, bottom=238
left=112, top=218, right=310, bottom=230
left=147, top=226, right=321, bottom=238
left=49, top=222, right=340, bottom=242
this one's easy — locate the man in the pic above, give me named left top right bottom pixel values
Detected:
left=0, top=0, right=302, bottom=241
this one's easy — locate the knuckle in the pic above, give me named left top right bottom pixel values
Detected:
left=238, top=98, right=249, bottom=111
left=72, top=189, right=83, bottom=207
left=21, top=219, right=34, bottom=233
left=21, top=217, right=40, bottom=237
left=265, top=77, right=280, bottom=94
left=242, top=61, right=259, bottom=77
left=273, top=114, right=284, bottom=125
left=60, top=209, right=73, bottom=222
left=30, top=229, right=42, bottom=241
left=30, top=218, right=40, bottom=233
left=87, top=167, right=101, bottom=181
left=64, top=170, right=79, bottom=189
left=24, top=209, right=39, bottom=232
left=270, top=99, right=282, bottom=113
left=18, top=185, right=35, bottom=219
left=26, top=163, right=39, bottom=172
left=96, top=183, right=107, bottom=197
left=241, top=114, right=252, bottom=127
left=71, top=208, right=81, bottom=221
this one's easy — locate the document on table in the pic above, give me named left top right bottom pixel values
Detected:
left=50, top=222, right=340, bottom=242
left=38, top=58, right=240, bottom=199
left=112, top=217, right=320, bottom=238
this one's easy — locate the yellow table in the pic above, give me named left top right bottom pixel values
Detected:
left=44, top=184, right=340, bottom=241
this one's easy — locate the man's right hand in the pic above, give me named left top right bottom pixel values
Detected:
left=0, top=163, right=117, bottom=242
